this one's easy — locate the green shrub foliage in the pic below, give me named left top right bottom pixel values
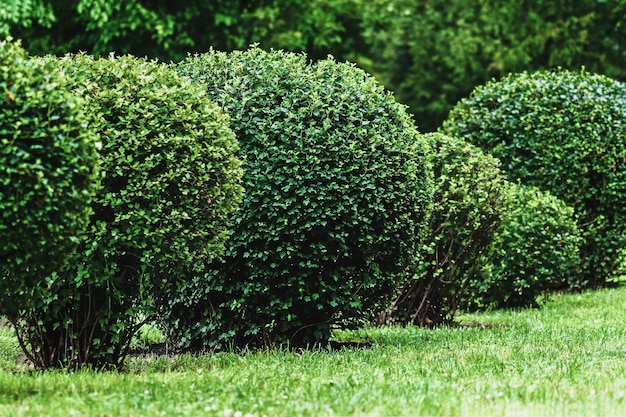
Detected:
left=471, top=184, right=582, bottom=309
left=14, top=53, right=243, bottom=369
left=443, top=68, right=626, bottom=288
left=382, top=133, right=509, bottom=326
left=174, top=47, right=433, bottom=349
left=0, top=39, right=98, bottom=317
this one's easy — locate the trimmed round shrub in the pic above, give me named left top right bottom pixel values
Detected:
left=470, top=184, right=582, bottom=309
left=443, top=68, right=626, bottom=288
left=0, top=39, right=98, bottom=316
left=174, top=47, right=433, bottom=349
left=15, top=53, right=243, bottom=369
left=382, top=133, right=510, bottom=326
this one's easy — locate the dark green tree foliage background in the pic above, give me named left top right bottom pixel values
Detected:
left=0, top=0, right=365, bottom=62
left=360, top=0, right=626, bottom=131
left=3, top=0, right=624, bottom=131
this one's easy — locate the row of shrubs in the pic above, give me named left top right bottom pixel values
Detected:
left=389, top=67, right=626, bottom=325
left=2, top=37, right=626, bottom=369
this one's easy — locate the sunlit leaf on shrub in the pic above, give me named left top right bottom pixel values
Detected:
left=0, top=38, right=98, bottom=317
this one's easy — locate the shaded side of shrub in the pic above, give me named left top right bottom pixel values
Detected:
left=443, top=68, right=626, bottom=288
left=173, top=47, right=433, bottom=349
left=470, top=184, right=582, bottom=309
left=381, top=133, right=510, bottom=326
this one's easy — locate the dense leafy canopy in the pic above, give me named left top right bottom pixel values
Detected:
left=443, top=68, right=626, bottom=288
left=359, top=0, right=626, bottom=131
left=0, top=0, right=364, bottom=62
left=471, top=184, right=582, bottom=309
left=12, top=53, right=243, bottom=369
left=3, top=0, right=626, bottom=132
left=0, top=38, right=98, bottom=316
left=172, top=47, right=433, bottom=349
left=384, top=133, right=509, bottom=326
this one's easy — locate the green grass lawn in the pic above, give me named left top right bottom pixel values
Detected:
left=1, top=287, right=626, bottom=416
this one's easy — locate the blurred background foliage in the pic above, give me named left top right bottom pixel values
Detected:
left=2, top=0, right=625, bottom=131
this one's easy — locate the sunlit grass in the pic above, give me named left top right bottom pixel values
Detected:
left=0, top=287, right=625, bottom=416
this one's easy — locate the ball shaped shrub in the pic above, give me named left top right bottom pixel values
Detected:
left=0, top=39, right=98, bottom=316
left=443, top=68, right=626, bottom=288
left=382, top=133, right=510, bottom=326
left=471, top=184, right=582, bottom=309
left=174, top=47, right=433, bottom=349
left=17, top=53, right=243, bottom=369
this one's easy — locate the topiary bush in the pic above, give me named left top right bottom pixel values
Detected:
left=443, top=68, right=626, bottom=288
left=381, top=133, right=510, bottom=326
left=13, top=53, right=243, bottom=369
left=470, top=184, right=582, bottom=309
left=173, top=47, right=433, bottom=349
left=0, top=38, right=98, bottom=318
